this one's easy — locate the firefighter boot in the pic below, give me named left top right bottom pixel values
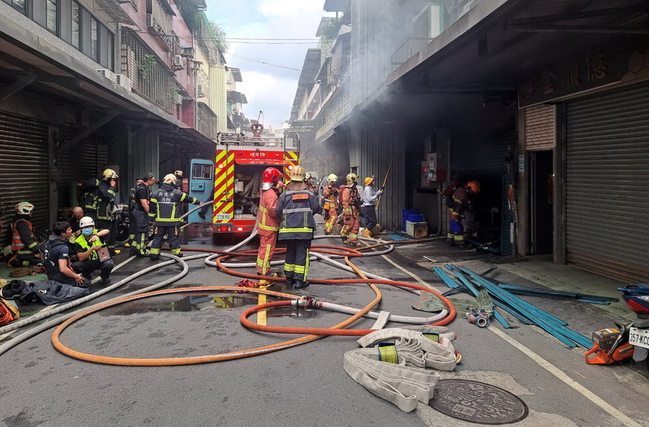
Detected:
left=294, top=280, right=309, bottom=290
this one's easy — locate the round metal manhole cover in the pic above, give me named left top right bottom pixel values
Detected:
left=429, top=379, right=529, bottom=425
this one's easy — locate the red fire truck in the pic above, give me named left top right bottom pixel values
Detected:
left=187, top=130, right=300, bottom=235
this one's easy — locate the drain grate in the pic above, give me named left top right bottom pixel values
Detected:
left=429, top=379, right=529, bottom=425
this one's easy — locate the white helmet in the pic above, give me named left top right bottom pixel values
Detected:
left=15, top=202, right=34, bottom=215
left=289, top=165, right=306, bottom=182
left=163, top=174, right=178, bottom=185
left=79, top=216, right=95, bottom=229
left=327, top=174, right=337, bottom=183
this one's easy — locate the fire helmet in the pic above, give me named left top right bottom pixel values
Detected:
left=102, top=168, right=118, bottom=180
left=262, top=167, right=283, bottom=190
left=466, top=180, right=481, bottom=194
left=364, top=176, right=374, bottom=186
left=79, top=216, right=95, bottom=229
left=163, top=174, right=178, bottom=185
left=15, top=202, right=34, bottom=215
left=346, top=173, right=357, bottom=185
left=174, top=170, right=183, bottom=178
left=327, top=174, right=337, bottom=183
left=305, top=173, right=312, bottom=181
left=289, top=165, right=306, bottom=182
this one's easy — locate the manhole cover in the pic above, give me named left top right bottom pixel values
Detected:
left=429, top=379, right=529, bottom=425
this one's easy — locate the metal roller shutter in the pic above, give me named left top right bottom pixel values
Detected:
left=566, top=83, right=649, bottom=282
left=0, top=112, right=50, bottom=245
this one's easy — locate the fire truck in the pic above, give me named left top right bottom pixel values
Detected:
left=186, top=127, right=300, bottom=235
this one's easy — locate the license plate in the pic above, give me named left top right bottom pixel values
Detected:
left=216, top=213, right=231, bottom=221
left=628, top=327, right=649, bottom=349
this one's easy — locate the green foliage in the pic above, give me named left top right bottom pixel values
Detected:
left=138, top=54, right=157, bottom=77
left=176, top=0, right=200, bottom=31
left=208, top=21, right=229, bottom=54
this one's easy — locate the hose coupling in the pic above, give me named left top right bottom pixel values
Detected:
left=467, top=309, right=490, bottom=328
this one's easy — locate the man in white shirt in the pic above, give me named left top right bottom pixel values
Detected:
left=361, top=176, right=383, bottom=238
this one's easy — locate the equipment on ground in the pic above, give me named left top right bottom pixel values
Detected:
left=585, top=324, right=634, bottom=365
left=15, top=202, right=34, bottom=215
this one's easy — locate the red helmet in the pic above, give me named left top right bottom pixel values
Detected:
left=263, top=167, right=282, bottom=183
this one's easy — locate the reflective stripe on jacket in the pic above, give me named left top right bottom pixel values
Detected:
left=257, top=189, right=279, bottom=234
left=11, top=218, right=37, bottom=252
left=149, top=184, right=199, bottom=227
left=75, top=232, right=105, bottom=261
left=276, top=189, right=319, bottom=240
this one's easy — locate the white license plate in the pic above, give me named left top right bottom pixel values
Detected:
left=628, top=327, right=649, bottom=349
left=216, top=213, right=231, bottom=221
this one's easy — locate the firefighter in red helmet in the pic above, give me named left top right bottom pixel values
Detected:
left=256, top=167, right=283, bottom=277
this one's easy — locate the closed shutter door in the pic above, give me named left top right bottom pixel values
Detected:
left=0, top=112, right=50, bottom=243
left=566, top=83, right=649, bottom=282
left=58, top=138, right=110, bottom=208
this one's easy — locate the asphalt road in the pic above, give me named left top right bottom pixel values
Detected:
left=2, top=227, right=649, bottom=427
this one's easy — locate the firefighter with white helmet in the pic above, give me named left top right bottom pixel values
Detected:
left=340, top=173, right=362, bottom=246
left=71, top=216, right=114, bottom=285
left=96, top=168, right=121, bottom=255
left=148, top=174, right=200, bottom=260
left=448, top=180, right=481, bottom=246
left=9, top=201, right=41, bottom=267
left=256, top=167, right=283, bottom=277
left=304, top=172, right=316, bottom=193
left=361, top=176, right=384, bottom=238
left=322, top=173, right=339, bottom=235
left=275, top=165, right=320, bottom=289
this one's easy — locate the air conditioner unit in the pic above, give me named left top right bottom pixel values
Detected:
left=96, top=68, right=117, bottom=83
left=175, top=94, right=184, bottom=105
left=146, top=14, right=154, bottom=28
left=197, top=84, right=205, bottom=98
left=173, top=55, right=184, bottom=68
left=115, top=74, right=133, bottom=91
left=180, top=47, right=194, bottom=58
left=191, top=61, right=201, bottom=70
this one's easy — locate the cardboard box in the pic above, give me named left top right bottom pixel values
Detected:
left=406, top=221, right=428, bottom=238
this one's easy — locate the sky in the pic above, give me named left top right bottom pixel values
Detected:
left=206, top=0, right=329, bottom=129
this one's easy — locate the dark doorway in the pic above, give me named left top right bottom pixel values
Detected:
left=530, top=151, right=553, bottom=254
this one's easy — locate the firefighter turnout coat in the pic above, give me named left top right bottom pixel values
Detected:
left=149, top=184, right=199, bottom=226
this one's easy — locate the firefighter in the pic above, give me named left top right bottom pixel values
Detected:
left=276, top=165, right=320, bottom=289
left=10, top=202, right=41, bottom=267
left=448, top=180, right=481, bottom=246
left=256, top=167, right=283, bottom=277
left=81, top=178, right=100, bottom=223
left=340, top=173, right=362, bottom=246
left=304, top=173, right=316, bottom=193
left=361, top=176, right=383, bottom=238
left=322, top=174, right=339, bottom=235
left=71, top=216, right=114, bottom=285
left=129, top=173, right=155, bottom=257
left=96, top=168, right=121, bottom=255
left=148, top=174, right=200, bottom=260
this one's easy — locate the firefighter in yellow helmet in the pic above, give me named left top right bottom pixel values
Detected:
left=322, top=173, right=339, bottom=235
left=448, top=180, right=480, bottom=246
left=148, top=174, right=200, bottom=260
left=340, top=173, right=362, bottom=246
left=275, top=165, right=320, bottom=289
left=96, top=168, right=121, bottom=255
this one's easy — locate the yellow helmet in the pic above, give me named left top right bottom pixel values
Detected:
left=163, top=174, right=178, bottom=185
left=466, top=180, right=481, bottom=194
left=289, top=165, right=306, bottom=182
left=327, top=174, right=337, bottom=183
left=364, top=176, right=374, bottom=186
left=102, top=168, right=118, bottom=180
left=346, top=173, right=357, bottom=185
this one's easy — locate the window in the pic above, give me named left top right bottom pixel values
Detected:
left=4, top=0, right=26, bottom=14
left=105, top=31, right=114, bottom=70
left=90, top=17, right=98, bottom=60
left=71, top=1, right=80, bottom=48
left=46, top=0, right=58, bottom=33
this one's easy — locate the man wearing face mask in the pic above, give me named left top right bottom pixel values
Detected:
left=71, top=216, right=114, bottom=285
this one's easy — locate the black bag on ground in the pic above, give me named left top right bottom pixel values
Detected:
left=18, top=281, right=91, bottom=305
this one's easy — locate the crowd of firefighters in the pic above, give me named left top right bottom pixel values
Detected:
left=4, top=163, right=480, bottom=292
